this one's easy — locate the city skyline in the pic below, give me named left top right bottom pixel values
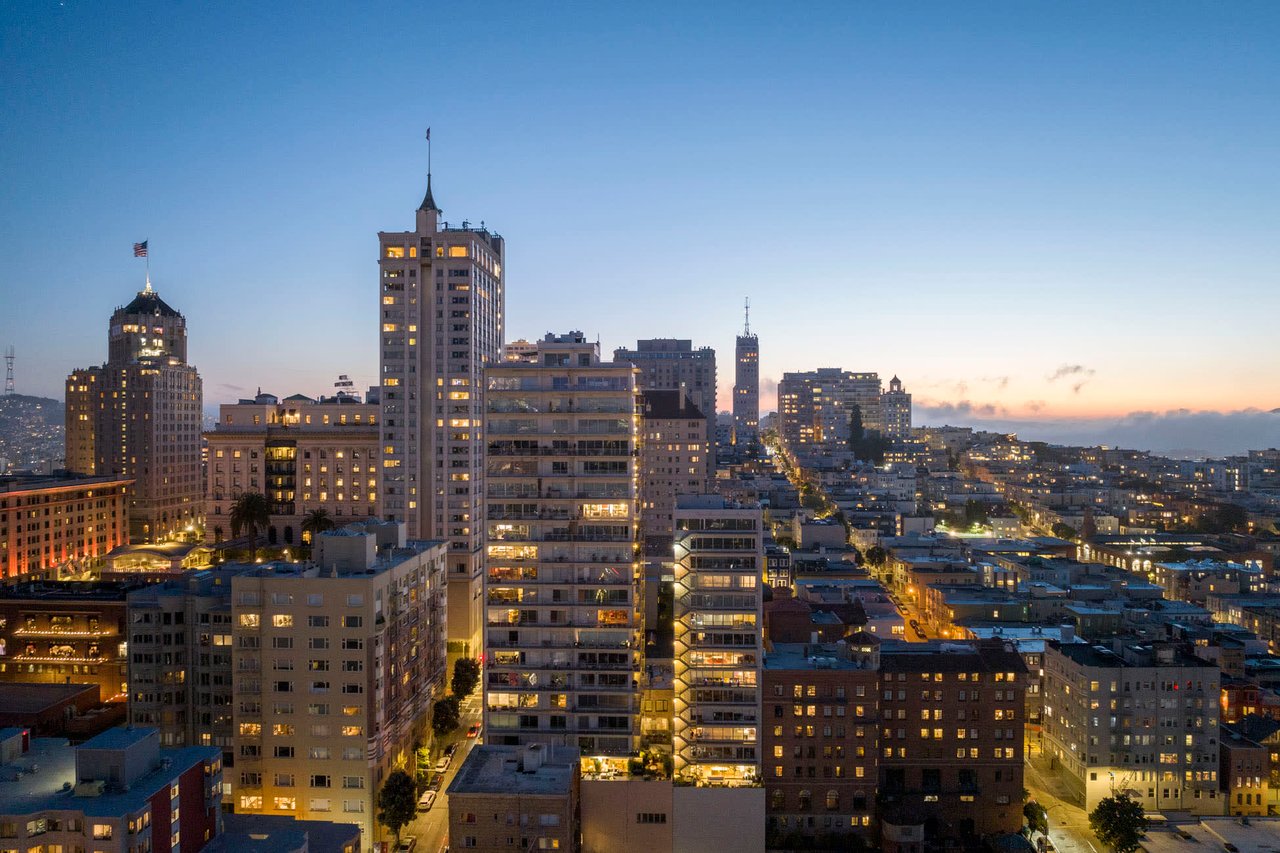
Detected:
left=3, top=2, right=1279, bottom=455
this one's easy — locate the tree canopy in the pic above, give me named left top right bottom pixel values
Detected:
left=1089, top=792, right=1148, bottom=853
left=377, top=769, right=417, bottom=845
left=230, top=492, right=271, bottom=559
left=453, top=658, right=481, bottom=698
left=432, top=695, right=461, bottom=736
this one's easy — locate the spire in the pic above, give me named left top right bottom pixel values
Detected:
left=419, top=173, right=439, bottom=213
left=418, top=127, right=439, bottom=212
left=744, top=297, right=751, bottom=335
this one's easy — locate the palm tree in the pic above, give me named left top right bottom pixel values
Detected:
left=301, top=508, right=336, bottom=557
left=229, top=492, right=271, bottom=561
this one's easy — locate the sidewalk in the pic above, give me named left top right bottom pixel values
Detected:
left=1024, top=753, right=1103, bottom=853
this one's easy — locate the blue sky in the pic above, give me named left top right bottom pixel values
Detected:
left=2, top=1, right=1278, bottom=454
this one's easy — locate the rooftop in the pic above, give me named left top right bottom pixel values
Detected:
left=0, top=683, right=98, bottom=716
left=0, top=733, right=218, bottom=818
left=765, top=642, right=875, bottom=671
left=447, top=744, right=578, bottom=797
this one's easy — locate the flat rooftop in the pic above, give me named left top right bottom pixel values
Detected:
left=0, top=683, right=98, bottom=715
left=765, top=645, right=873, bottom=672
left=447, top=745, right=578, bottom=797
left=0, top=735, right=219, bottom=818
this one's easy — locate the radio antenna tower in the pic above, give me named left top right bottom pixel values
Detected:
left=4, top=346, right=14, bottom=395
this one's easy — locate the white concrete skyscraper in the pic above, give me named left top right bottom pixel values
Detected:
left=378, top=164, right=504, bottom=655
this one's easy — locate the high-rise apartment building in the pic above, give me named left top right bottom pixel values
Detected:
left=205, top=392, right=380, bottom=547
left=483, top=333, right=642, bottom=757
left=763, top=640, right=881, bottom=847
left=229, top=523, right=448, bottom=845
left=0, top=472, right=131, bottom=580
left=66, top=285, right=203, bottom=542
left=732, top=302, right=759, bottom=447
left=881, top=376, right=912, bottom=441
left=672, top=495, right=763, bottom=786
left=613, top=339, right=718, bottom=421
left=127, top=564, right=249, bottom=763
left=877, top=640, right=1027, bottom=838
left=777, top=369, right=882, bottom=451
left=378, top=174, right=504, bottom=656
left=638, top=390, right=712, bottom=545
left=1042, top=639, right=1221, bottom=815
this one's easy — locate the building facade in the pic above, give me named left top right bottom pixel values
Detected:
left=762, top=642, right=880, bottom=847
left=229, top=524, right=448, bottom=846
left=483, top=333, right=642, bottom=757
left=777, top=369, right=882, bottom=452
left=613, top=339, right=718, bottom=423
left=205, top=392, right=380, bottom=547
left=0, top=581, right=137, bottom=701
left=1041, top=640, right=1222, bottom=814
left=377, top=175, right=504, bottom=656
left=447, top=744, right=581, bottom=853
left=638, top=390, right=711, bottom=546
left=127, top=565, right=250, bottom=765
left=66, top=286, right=203, bottom=542
left=672, top=495, right=763, bottom=786
left=0, top=472, right=131, bottom=581
left=881, top=376, right=912, bottom=441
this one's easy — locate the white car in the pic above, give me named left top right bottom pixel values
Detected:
left=435, top=755, right=451, bottom=773
left=418, top=790, right=437, bottom=811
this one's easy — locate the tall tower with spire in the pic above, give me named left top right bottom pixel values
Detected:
left=732, top=297, right=759, bottom=446
left=66, top=283, right=203, bottom=542
left=377, top=137, right=504, bottom=657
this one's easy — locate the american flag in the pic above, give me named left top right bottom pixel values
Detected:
left=133, top=241, right=148, bottom=257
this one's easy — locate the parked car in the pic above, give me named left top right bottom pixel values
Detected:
left=418, top=790, right=437, bottom=811
left=396, top=838, right=417, bottom=852
left=435, top=754, right=450, bottom=773
left=444, top=742, right=459, bottom=758
left=466, top=723, right=482, bottom=739
left=427, top=773, right=444, bottom=792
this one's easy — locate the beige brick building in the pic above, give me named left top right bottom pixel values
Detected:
left=205, top=392, right=380, bottom=547
left=378, top=175, right=504, bottom=657
left=229, top=523, right=447, bottom=849
left=0, top=472, right=130, bottom=580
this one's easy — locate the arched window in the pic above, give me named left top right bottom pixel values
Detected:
left=284, top=526, right=294, bottom=545
left=771, top=789, right=785, bottom=810
left=798, top=789, right=811, bottom=811
left=268, top=526, right=278, bottom=545
left=825, top=790, right=839, bottom=810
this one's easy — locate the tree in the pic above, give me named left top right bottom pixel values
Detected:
left=847, top=404, right=891, bottom=465
left=301, top=507, right=336, bottom=547
left=1024, top=799, right=1049, bottom=836
left=432, top=695, right=461, bottom=736
left=230, top=492, right=271, bottom=561
left=377, top=769, right=417, bottom=846
left=1051, top=522, right=1079, bottom=541
left=865, top=546, right=888, bottom=568
left=453, top=657, right=481, bottom=698
left=1089, top=792, right=1148, bottom=853
left=963, top=499, right=989, bottom=529
left=1216, top=503, right=1250, bottom=533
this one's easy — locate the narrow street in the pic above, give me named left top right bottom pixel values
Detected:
left=1024, top=752, right=1102, bottom=853
left=398, top=693, right=484, bottom=852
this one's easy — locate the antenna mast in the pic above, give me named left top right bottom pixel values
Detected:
left=4, top=346, right=13, bottom=395
left=744, top=297, right=751, bottom=335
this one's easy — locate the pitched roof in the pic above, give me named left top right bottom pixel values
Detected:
left=119, top=289, right=181, bottom=318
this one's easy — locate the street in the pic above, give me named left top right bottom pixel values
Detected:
left=1024, top=752, right=1102, bottom=853
left=400, top=692, right=484, bottom=853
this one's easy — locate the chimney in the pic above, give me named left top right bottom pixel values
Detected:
left=521, top=743, right=545, bottom=773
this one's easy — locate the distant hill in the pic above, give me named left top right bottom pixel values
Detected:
left=0, top=394, right=65, bottom=472
left=0, top=393, right=64, bottom=424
